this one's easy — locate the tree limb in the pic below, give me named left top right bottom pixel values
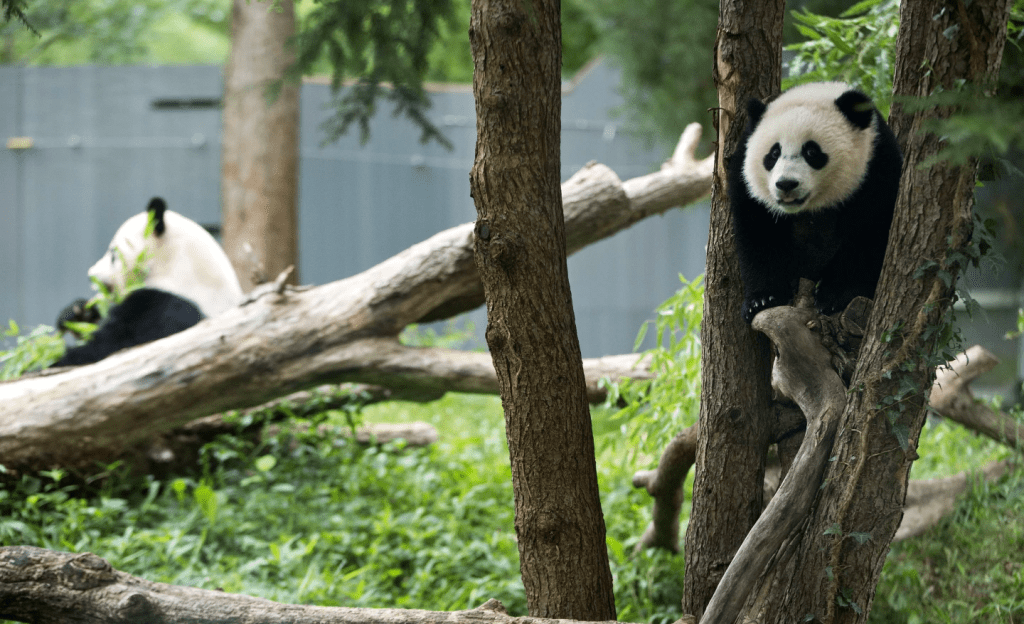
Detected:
left=930, top=345, right=1023, bottom=449
left=0, top=129, right=708, bottom=473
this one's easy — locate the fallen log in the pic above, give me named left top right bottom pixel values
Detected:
left=0, top=126, right=710, bottom=473
left=0, top=546, right=632, bottom=624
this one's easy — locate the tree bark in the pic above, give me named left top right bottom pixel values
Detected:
left=681, top=1, right=784, bottom=618
left=0, top=137, right=708, bottom=474
left=744, top=2, right=1013, bottom=622
left=468, top=0, right=616, bottom=619
left=222, top=0, right=300, bottom=290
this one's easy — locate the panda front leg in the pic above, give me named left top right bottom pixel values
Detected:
left=732, top=215, right=798, bottom=323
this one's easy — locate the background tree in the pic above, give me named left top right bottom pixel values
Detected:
left=221, top=0, right=300, bottom=290
left=468, top=0, right=616, bottom=619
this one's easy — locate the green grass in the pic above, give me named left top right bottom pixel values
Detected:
left=870, top=463, right=1024, bottom=623
left=0, top=390, right=1019, bottom=623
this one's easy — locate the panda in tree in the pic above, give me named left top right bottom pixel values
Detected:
left=53, top=197, right=244, bottom=366
left=728, top=82, right=903, bottom=324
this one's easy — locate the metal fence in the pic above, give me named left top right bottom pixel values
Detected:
left=0, top=61, right=710, bottom=358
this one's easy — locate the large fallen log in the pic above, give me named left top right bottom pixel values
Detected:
left=0, top=546, right=629, bottom=624
left=0, top=125, right=711, bottom=473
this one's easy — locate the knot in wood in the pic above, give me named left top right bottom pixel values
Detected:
left=60, top=552, right=116, bottom=590
left=475, top=220, right=491, bottom=241
left=117, top=593, right=156, bottom=620
left=494, top=9, right=523, bottom=35
left=489, top=235, right=519, bottom=271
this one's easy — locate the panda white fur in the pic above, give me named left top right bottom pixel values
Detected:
left=728, top=82, right=902, bottom=323
left=53, top=197, right=243, bottom=366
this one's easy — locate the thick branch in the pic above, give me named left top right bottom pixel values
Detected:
left=0, top=134, right=704, bottom=473
left=0, top=546, right=638, bottom=624
left=701, top=306, right=846, bottom=624
left=930, top=345, right=1023, bottom=449
left=631, top=424, right=698, bottom=553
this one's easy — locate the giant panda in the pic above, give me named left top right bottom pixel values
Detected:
left=728, top=82, right=902, bottom=323
left=53, top=197, right=243, bottom=366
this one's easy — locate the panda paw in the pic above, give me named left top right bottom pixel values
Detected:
left=742, top=292, right=785, bottom=324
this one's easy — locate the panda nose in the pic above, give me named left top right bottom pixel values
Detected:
left=776, top=178, right=799, bottom=192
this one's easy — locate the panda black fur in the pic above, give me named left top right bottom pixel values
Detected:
left=53, top=197, right=243, bottom=367
left=728, top=82, right=902, bottom=323
left=54, top=289, right=203, bottom=366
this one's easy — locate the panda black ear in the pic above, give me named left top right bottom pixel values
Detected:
left=835, top=90, right=874, bottom=130
left=147, top=197, right=167, bottom=236
left=745, top=98, right=767, bottom=131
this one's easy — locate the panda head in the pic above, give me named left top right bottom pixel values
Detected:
left=88, top=197, right=243, bottom=317
left=741, top=82, right=878, bottom=216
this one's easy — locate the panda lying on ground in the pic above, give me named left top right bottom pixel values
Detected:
left=728, top=82, right=902, bottom=323
left=53, top=197, right=243, bottom=366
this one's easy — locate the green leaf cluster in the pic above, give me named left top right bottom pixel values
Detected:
left=785, top=0, right=899, bottom=115
left=602, top=275, right=702, bottom=463
left=577, top=0, right=718, bottom=150
left=293, top=0, right=458, bottom=148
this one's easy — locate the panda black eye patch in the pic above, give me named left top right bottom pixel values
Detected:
left=763, top=143, right=781, bottom=171
left=801, top=141, right=829, bottom=169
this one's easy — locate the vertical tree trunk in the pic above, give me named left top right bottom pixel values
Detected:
left=222, top=0, right=300, bottom=291
left=744, top=1, right=1012, bottom=622
left=468, top=0, right=616, bottom=619
left=681, top=1, right=784, bottom=619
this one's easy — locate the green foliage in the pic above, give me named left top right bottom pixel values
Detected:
left=0, top=392, right=683, bottom=621
left=579, top=0, right=718, bottom=150
left=0, top=0, right=230, bottom=65
left=419, top=0, right=599, bottom=84
left=293, top=0, right=458, bottom=148
left=0, top=320, right=65, bottom=379
left=786, top=0, right=1024, bottom=173
left=602, top=275, right=703, bottom=462
left=785, top=0, right=899, bottom=115
left=1, top=0, right=32, bottom=31
left=871, top=464, right=1024, bottom=623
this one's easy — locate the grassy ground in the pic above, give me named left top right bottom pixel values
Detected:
left=0, top=391, right=1020, bottom=622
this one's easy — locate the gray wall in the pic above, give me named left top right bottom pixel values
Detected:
left=1, top=61, right=709, bottom=357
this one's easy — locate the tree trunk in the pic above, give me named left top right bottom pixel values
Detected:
left=222, top=0, right=300, bottom=290
left=681, top=0, right=784, bottom=618
left=743, top=1, right=1013, bottom=622
left=468, top=0, right=616, bottom=619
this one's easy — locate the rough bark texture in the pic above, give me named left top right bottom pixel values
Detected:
left=468, top=0, right=616, bottom=619
left=222, top=0, right=300, bottom=290
left=0, top=546, right=636, bottom=624
left=681, top=1, right=784, bottom=618
left=746, top=2, right=1013, bottom=622
left=0, top=136, right=708, bottom=474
